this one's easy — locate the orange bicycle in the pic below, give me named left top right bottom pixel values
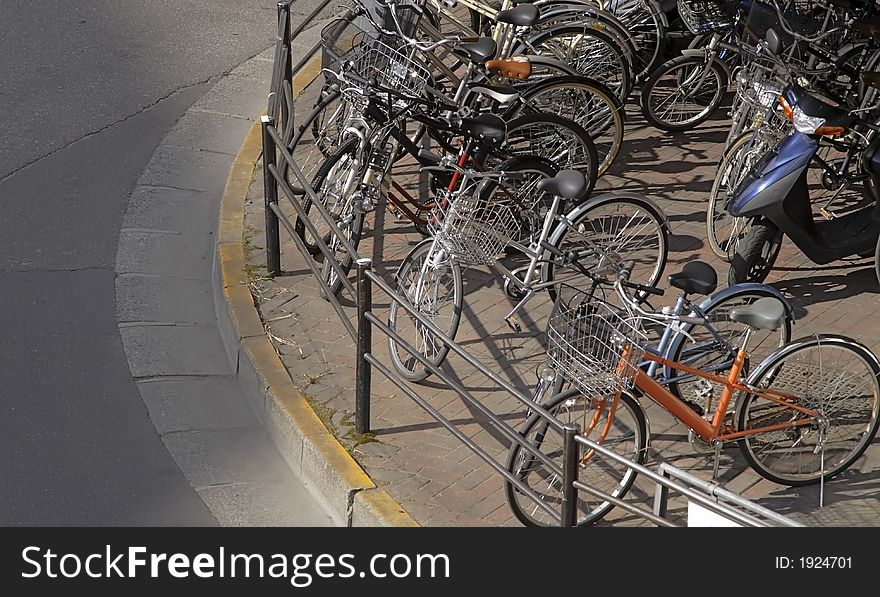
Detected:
left=506, top=265, right=880, bottom=526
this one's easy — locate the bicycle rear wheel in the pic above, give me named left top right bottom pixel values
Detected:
left=544, top=192, right=668, bottom=302
left=518, top=23, right=633, bottom=101
left=640, top=55, right=727, bottom=132
left=507, top=75, right=625, bottom=177
left=505, top=387, right=648, bottom=527
left=735, top=335, right=880, bottom=486
left=666, top=286, right=792, bottom=409
left=499, top=111, right=599, bottom=194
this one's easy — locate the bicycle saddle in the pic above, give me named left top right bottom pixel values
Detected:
left=787, top=86, right=856, bottom=130
left=536, top=170, right=587, bottom=201
left=485, top=56, right=532, bottom=80
left=729, top=297, right=786, bottom=331
left=495, top=4, right=540, bottom=27
left=667, top=261, right=717, bottom=296
left=460, top=113, right=507, bottom=147
left=452, top=37, right=497, bottom=64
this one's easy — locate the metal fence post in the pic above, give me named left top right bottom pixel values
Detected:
left=261, top=115, right=281, bottom=277
left=653, top=467, right=671, bottom=520
left=355, top=258, right=373, bottom=435
left=560, top=424, right=579, bottom=527
left=278, top=1, right=293, bottom=136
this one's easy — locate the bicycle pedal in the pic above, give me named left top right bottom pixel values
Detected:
left=505, top=316, right=522, bottom=333
left=819, top=209, right=837, bottom=221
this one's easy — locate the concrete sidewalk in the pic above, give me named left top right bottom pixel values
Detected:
left=233, top=95, right=880, bottom=527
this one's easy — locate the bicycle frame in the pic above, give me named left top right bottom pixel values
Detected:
left=633, top=346, right=818, bottom=444
left=579, top=327, right=819, bottom=452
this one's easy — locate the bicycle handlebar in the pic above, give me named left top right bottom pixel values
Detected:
left=768, top=0, right=850, bottom=44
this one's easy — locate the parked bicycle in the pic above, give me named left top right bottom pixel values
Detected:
left=506, top=260, right=880, bottom=526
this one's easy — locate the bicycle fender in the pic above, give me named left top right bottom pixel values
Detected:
left=548, top=191, right=670, bottom=242
left=678, top=48, right=732, bottom=83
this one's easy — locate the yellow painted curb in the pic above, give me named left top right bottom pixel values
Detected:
left=216, top=115, right=419, bottom=527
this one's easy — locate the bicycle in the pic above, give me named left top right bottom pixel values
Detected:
left=505, top=262, right=880, bottom=526
left=387, top=166, right=669, bottom=381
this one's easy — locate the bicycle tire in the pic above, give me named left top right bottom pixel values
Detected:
left=735, top=334, right=880, bottom=486
left=295, top=138, right=360, bottom=256
left=507, top=75, right=625, bottom=177
left=543, top=192, right=669, bottom=303
left=496, top=111, right=599, bottom=194
left=639, top=54, right=727, bottom=132
left=312, top=140, right=365, bottom=299
left=515, top=23, right=633, bottom=101
left=505, top=387, right=648, bottom=527
left=599, top=0, right=667, bottom=82
left=707, top=128, right=783, bottom=260
left=387, top=238, right=464, bottom=383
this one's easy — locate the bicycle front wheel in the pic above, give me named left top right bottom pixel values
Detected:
left=505, top=387, right=648, bottom=527
left=544, top=192, right=668, bottom=302
left=387, top=239, right=464, bottom=382
left=734, top=335, right=880, bottom=486
left=707, top=128, right=783, bottom=260
left=639, top=55, right=727, bottom=132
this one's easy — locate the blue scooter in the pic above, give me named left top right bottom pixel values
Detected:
left=727, top=82, right=880, bottom=284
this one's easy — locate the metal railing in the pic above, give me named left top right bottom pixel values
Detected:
left=258, top=0, right=803, bottom=528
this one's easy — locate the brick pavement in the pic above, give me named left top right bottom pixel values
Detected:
left=243, top=90, right=880, bottom=527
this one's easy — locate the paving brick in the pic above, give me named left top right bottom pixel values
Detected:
left=243, top=105, right=880, bottom=528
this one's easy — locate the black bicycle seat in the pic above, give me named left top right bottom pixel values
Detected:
left=495, top=4, right=540, bottom=27
left=667, top=261, right=717, bottom=296
left=459, top=113, right=507, bottom=147
left=452, top=37, right=497, bottom=64
left=536, top=170, right=586, bottom=201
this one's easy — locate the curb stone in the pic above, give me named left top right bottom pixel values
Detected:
left=213, top=116, right=419, bottom=528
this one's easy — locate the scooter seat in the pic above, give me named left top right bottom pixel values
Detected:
left=452, top=37, right=498, bottom=64
left=789, top=86, right=856, bottom=129
left=495, top=4, right=540, bottom=27
left=667, top=261, right=718, bottom=296
left=459, top=113, right=507, bottom=147
left=729, top=297, right=786, bottom=331
left=536, top=170, right=587, bottom=200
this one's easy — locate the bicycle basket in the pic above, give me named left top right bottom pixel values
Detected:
left=320, top=15, right=430, bottom=110
left=677, top=0, right=740, bottom=35
left=546, top=285, right=646, bottom=397
left=427, top=183, right=520, bottom=266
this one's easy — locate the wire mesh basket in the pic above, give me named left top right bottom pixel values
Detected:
left=546, top=285, right=647, bottom=397
left=427, top=184, right=520, bottom=266
left=677, top=0, right=741, bottom=35
left=320, top=12, right=429, bottom=111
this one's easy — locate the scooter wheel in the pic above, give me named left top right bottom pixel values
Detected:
left=728, top=219, right=783, bottom=285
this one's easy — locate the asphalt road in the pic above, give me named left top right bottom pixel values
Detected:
left=0, top=0, right=330, bottom=525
